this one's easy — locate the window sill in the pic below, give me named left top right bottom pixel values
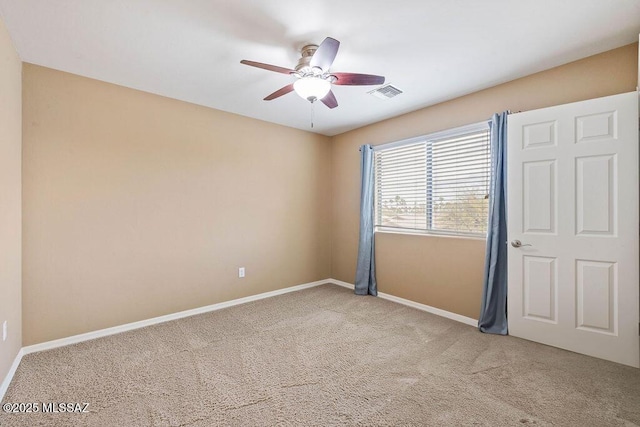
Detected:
left=374, top=227, right=487, bottom=242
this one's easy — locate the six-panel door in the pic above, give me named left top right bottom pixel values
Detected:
left=507, top=91, right=639, bottom=368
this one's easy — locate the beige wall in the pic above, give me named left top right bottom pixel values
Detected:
left=331, top=43, right=639, bottom=319
left=22, top=64, right=332, bottom=345
left=0, top=18, right=22, bottom=383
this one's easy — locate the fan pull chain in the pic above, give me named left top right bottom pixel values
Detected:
left=310, top=101, right=315, bottom=128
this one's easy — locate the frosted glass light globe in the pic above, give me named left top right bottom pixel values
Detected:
left=294, top=77, right=331, bottom=102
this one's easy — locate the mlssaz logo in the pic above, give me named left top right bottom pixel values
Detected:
left=42, top=402, right=89, bottom=413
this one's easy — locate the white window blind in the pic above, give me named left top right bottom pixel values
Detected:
left=375, top=124, right=491, bottom=236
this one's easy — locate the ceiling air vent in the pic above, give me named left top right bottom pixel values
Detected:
left=368, top=84, right=403, bottom=100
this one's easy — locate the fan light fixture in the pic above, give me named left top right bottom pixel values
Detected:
left=293, top=77, right=331, bottom=102
left=240, top=36, right=386, bottom=110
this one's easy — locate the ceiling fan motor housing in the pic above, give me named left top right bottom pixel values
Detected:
left=296, top=44, right=323, bottom=75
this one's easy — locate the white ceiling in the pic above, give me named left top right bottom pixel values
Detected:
left=1, top=1, right=639, bottom=136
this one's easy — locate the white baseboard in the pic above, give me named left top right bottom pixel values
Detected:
left=0, top=348, right=24, bottom=402
left=327, top=278, right=478, bottom=327
left=328, top=278, right=354, bottom=290
left=378, top=292, right=478, bottom=327
left=22, top=279, right=331, bottom=356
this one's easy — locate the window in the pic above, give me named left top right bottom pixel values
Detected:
left=374, top=122, right=491, bottom=237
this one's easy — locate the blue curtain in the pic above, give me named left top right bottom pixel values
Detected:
left=354, top=144, right=377, bottom=296
left=478, top=112, right=508, bottom=334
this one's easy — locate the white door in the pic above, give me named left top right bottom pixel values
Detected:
left=507, top=91, right=639, bottom=368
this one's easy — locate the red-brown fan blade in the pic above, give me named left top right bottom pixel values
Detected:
left=310, top=37, right=340, bottom=72
left=331, top=72, right=385, bottom=86
left=321, top=90, right=338, bottom=109
left=240, top=60, right=295, bottom=75
left=264, top=84, right=295, bottom=101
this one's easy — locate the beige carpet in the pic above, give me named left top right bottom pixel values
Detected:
left=1, top=284, right=639, bottom=426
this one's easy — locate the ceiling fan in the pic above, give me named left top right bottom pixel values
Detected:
left=240, top=37, right=385, bottom=109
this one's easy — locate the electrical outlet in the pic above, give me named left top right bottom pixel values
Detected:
left=238, top=267, right=245, bottom=278
left=2, top=321, right=6, bottom=342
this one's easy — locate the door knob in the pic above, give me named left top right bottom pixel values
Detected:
left=511, top=240, right=532, bottom=248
